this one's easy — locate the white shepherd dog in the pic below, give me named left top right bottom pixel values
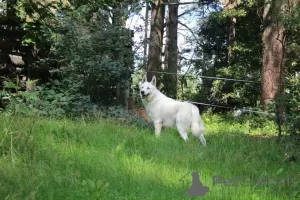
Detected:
left=139, top=73, right=207, bottom=147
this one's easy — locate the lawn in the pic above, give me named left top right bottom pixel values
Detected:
left=0, top=113, right=299, bottom=199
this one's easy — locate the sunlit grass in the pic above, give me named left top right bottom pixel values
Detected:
left=0, top=113, right=299, bottom=199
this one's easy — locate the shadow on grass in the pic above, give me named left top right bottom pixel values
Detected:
left=1, top=117, right=299, bottom=199
left=1, top=144, right=184, bottom=199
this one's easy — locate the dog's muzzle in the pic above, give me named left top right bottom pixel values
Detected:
left=141, top=91, right=149, bottom=99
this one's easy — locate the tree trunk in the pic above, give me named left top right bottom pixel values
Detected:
left=227, top=17, right=236, bottom=64
left=143, top=2, right=149, bottom=69
left=163, top=0, right=178, bottom=99
left=146, top=0, right=164, bottom=82
left=261, top=0, right=286, bottom=111
left=222, top=0, right=237, bottom=64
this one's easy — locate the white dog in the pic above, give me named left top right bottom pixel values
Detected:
left=139, top=73, right=207, bottom=147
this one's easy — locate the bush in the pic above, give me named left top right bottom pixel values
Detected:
left=0, top=77, right=96, bottom=117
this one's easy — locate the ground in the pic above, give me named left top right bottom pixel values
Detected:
left=0, top=113, right=299, bottom=199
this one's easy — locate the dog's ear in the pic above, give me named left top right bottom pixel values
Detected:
left=141, top=73, right=147, bottom=84
left=151, top=76, right=156, bottom=86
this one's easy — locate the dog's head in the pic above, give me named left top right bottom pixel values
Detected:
left=139, top=73, right=157, bottom=100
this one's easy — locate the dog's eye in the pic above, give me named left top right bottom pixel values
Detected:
left=147, top=87, right=150, bottom=89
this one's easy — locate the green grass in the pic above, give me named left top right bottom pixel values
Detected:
left=0, top=113, right=299, bottom=200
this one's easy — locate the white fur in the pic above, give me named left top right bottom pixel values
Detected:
left=139, top=73, right=207, bottom=147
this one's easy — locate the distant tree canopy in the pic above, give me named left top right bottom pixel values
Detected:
left=0, top=0, right=299, bottom=129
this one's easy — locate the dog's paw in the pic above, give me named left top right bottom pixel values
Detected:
left=183, top=136, right=189, bottom=141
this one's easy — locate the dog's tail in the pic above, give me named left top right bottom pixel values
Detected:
left=191, top=105, right=207, bottom=147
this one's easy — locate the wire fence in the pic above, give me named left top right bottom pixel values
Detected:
left=145, top=70, right=261, bottom=83
left=141, top=69, right=288, bottom=116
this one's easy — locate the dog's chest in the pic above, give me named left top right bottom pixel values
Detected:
left=145, top=103, right=176, bottom=127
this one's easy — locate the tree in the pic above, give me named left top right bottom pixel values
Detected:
left=261, top=0, right=286, bottom=111
left=221, top=0, right=239, bottom=64
left=146, top=0, right=164, bottom=82
left=163, top=0, right=179, bottom=99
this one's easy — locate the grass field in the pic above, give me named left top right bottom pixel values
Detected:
left=0, top=113, right=299, bottom=199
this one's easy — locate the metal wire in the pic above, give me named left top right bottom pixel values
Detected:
left=145, top=70, right=260, bottom=83
left=139, top=70, right=273, bottom=115
left=179, top=100, right=272, bottom=115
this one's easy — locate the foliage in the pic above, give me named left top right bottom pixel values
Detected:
left=53, top=15, right=133, bottom=104
left=280, top=76, right=300, bottom=136
left=0, top=77, right=97, bottom=117
left=0, top=77, right=155, bottom=132
left=177, top=74, right=199, bottom=101
left=192, top=1, right=263, bottom=111
left=0, top=0, right=138, bottom=115
left=15, top=0, right=65, bottom=53
left=202, top=109, right=277, bottom=135
left=33, top=79, right=97, bottom=116
left=282, top=2, right=300, bottom=75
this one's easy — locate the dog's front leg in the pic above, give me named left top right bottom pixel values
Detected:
left=154, top=120, right=163, bottom=138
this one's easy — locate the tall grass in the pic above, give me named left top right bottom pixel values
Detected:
left=0, top=113, right=299, bottom=199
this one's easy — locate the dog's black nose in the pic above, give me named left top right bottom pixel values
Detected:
left=141, top=91, right=145, bottom=95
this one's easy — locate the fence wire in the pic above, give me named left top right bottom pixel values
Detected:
left=145, top=70, right=261, bottom=83
left=140, top=69, right=285, bottom=115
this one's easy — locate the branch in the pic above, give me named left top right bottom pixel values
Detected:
left=161, top=0, right=217, bottom=6
left=178, top=6, right=199, bottom=18
left=178, top=20, right=199, bottom=45
left=161, top=1, right=199, bottom=5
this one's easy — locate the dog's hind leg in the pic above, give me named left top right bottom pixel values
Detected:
left=176, top=109, right=192, bottom=141
left=178, top=128, right=189, bottom=141
left=191, top=105, right=207, bottom=147
left=176, top=118, right=190, bottom=141
left=191, top=124, right=206, bottom=147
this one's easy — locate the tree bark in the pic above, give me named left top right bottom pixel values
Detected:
left=146, top=0, right=164, bottom=82
left=222, top=0, right=237, bottom=64
left=227, top=17, right=236, bottom=64
left=163, top=0, right=178, bottom=99
left=261, top=0, right=286, bottom=111
left=143, top=2, right=149, bottom=69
